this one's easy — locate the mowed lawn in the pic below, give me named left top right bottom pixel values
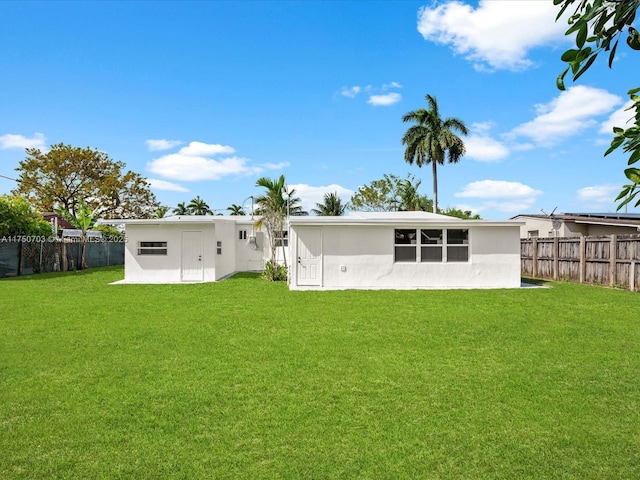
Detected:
left=1, top=267, right=639, bottom=479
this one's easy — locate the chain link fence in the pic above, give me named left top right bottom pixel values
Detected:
left=0, top=239, right=125, bottom=278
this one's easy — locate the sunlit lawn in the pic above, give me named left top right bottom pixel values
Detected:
left=1, top=266, right=639, bottom=479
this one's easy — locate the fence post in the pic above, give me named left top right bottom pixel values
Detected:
left=609, top=234, right=617, bottom=287
left=553, top=237, right=559, bottom=281
left=579, top=236, right=586, bottom=284
left=631, top=240, right=637, bottom=292
left=532, top=238, right=538, bottom=278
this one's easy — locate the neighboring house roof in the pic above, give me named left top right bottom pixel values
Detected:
left=43, top=212, right=74, bottom=230
left=511, top=212, right=640, bottom=229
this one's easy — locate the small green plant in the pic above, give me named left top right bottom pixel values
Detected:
left=262, top=259, right=287, bottom=281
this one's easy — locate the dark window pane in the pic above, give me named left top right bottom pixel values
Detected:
left=421, top=229, right=443, bottom=245
left=138, top=248, right=167, bottom=255
left=447, top=246, right=468, bottom=262
left=140, top=241, right=167, bottom=248
left=395, top=246, right=416, bottom=262
left=421, top=246, right=442, bottom=262
left=447, top=229, right=468, bottom=245
left=395, top=229, right=417, bottom=245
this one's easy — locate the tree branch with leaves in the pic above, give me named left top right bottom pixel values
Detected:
left=555, top=0, right=640, bottom=210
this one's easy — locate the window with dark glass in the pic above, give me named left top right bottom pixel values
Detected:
left=275, top=230, right=288, bottom=247
left=394, top=229, right=417, bottom=262
left=420, top=229, right=443, bottom=262
left=446, top=229, right=468, bottom=262
left=138, top=241, right=167, bottom=255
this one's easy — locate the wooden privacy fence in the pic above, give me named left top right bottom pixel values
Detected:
left=521, top=235, right=640, bottom=291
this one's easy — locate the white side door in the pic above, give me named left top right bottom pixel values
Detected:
left=297, top=228, right=322, bottom=286
left=181, top=231, right=203, bottom=282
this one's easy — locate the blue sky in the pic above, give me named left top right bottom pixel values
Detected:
left=0, top=0, right=637, bottom=219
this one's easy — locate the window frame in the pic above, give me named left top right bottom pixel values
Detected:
left=274, top=230, right=288, bottom=247
left=393, top=228, right=469, bottom=263
left=138, top=241, right=168, bottom=256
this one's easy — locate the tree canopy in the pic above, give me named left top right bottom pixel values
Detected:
left=350, top=174, right=480, bottom=219
left=0, top=195, right=52, bottom=238
left=12, top=143, right=159, bottom=219
left=555, top=0, right=640, bottom=210
left=311, top=192, right=347, bottom=216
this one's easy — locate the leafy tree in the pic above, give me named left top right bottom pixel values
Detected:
left=350, top=174, right=429, bottom=212
left=311, top=192, right=347, bottom=216
left=154, top=206, right=170, bottom=218
left=173, top=202, right=190, bottom=215
left=254, top=175, right=306, bottom=267
left=555, top=0, right=640, bottom=210
left=55, top=199, right=99, bottom=270
left=187, top=196, right=213, bottom=215
left=0, top=195, right=52, bottom=237
left=401, top=95, right=468, bottom=213
left=227, top=204, right=246, bottom=215
left=440, top=206, right=481, bottom=220
left=93, top=224, right=125, bottom=240
left=13, top=143, right=159, bottom=219
left=350, top=174, right=480, bottom=218
left=350, top=174, right=404, bottom=212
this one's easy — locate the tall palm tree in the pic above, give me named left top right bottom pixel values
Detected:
left=254, top=175, right=306, bottom=266
left=187, top=196, right=213, bottom=215
left=311, top=192, right=347, bottom=216
left=227, top=204, right=246, bottom=216
left=402, top=94, right=468, bottom=213
left=173, top=202, right=190, bottom=215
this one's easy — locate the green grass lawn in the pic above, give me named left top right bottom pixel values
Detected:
left=1, top=267, right=639, bottom=479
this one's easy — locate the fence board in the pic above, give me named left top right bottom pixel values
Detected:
left=521, top=234, right=640, bottom=291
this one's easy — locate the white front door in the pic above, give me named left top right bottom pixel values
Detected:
left=297, top=228, right=322, bottom=286
left=181, top=231, right=203, bottom=282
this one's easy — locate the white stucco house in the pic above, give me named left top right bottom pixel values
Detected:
left=288, top=211, right=522, bottom=290
left=106, top=215, right=267, bottom=283
left=104, top=211, right=523, bottom=289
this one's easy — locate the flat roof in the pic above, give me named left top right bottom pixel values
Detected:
left=98, top=215, right=258, bottom=225
left=290, top=211, right=522, bottom=227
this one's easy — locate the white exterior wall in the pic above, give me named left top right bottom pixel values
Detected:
left=235, top=223, right=265, bottom=272
left=124, top=223, right=217, bottom=283
left=214, top=221, right=236, bottom=280
left=289, top=225, right=521, bottom=290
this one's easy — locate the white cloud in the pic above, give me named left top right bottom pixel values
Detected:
left=599, top=100, right=636, bottom=135
left=261, top=162, right=290, bottom=170
left=576, top=184, right=619, bottom=207
left=148, top=154, right=261, bottom=181
left=148, top=178, right=189, bottom=192
left=368, top=92, right=402, bottom=106
left=147, top=140, right=279, bottom=182
left=381, top=81, right=402, bottom=91
left=0, top=133, right=47, bottom=150
left=456, top=180, right=542, bottom=199
left=417, top=0, right=568, bottom=71
left=340, top=82, right=402, bottom=105
left=145, top=139, right=183, bottom=151
left=289, top=183, right=354, bottom=214
left=340, top=86, right=361, bottom=98
left=178, top=141, right=235, bottom=156
left=509, top=86, right=622, bottom=146
left=465, top=134, right=509, bottom=162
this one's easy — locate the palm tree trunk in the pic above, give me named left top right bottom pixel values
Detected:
left=432, top=161, right=438, bottom=213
